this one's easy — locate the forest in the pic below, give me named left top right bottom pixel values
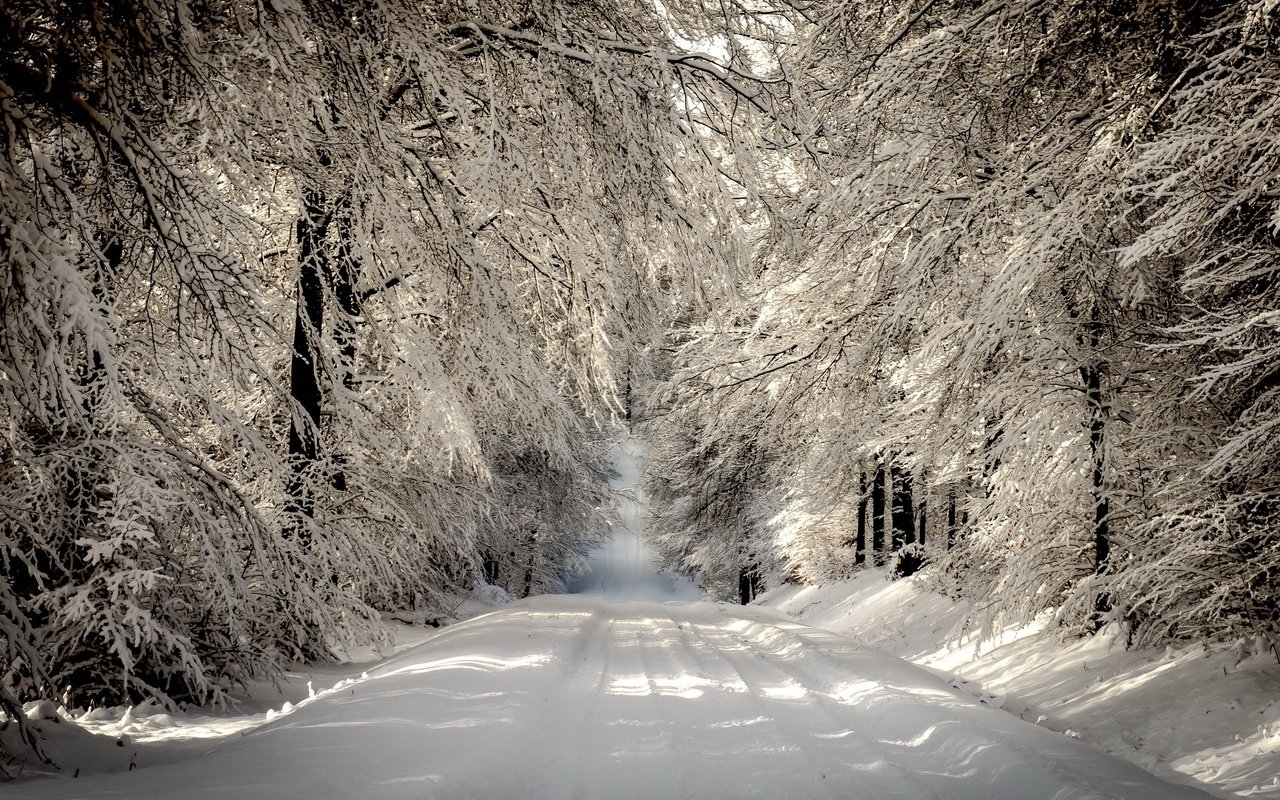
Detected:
left=2, top=0, right=1278, bottom=768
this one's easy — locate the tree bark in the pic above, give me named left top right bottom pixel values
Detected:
left=1081, top=304, right=1111, bottom=623
left=871, top=461, right=886, bottom=565
left=855, top=468, right=867, bottom=565
left=1084, top=361, right=1110, bottom=574
left=892, top=463, right=914, bottom=549
left=738, top=565, right=761, bottom=604
left=1082, top=364, right=1111, bottom=620
left=947, top=490, right=958, bottom=550
left=286, top=186, right=329, bottom=527
left=327, top=208, right=362, bottom=491
left=523, top=530, right=537, bottom=599
left=918, top=496, right=926, bottom=547
left=286, top=175, right=365, bottom=511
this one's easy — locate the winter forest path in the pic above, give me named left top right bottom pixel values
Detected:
left=11, top=595, right=1216, bottom=800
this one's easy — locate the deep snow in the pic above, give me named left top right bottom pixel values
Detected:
left=758, top=570, right=1280, bottom=799
left=6, top=596, right=1216, bottom=800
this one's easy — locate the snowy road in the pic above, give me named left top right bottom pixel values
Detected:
left=13, top=595, right=1214, bottom=800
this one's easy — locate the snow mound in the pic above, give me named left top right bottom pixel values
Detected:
left=759, top=568, right=1280, bottom=799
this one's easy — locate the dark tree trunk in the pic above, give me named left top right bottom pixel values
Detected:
left=1077, top=300, right=1112, bottom=624
left=624, top=364, right=632, bottom=423
left=1084, top=361, right=1110, bottom=574
left=522, top=530, right=538, bottom=598
left=1082, top=324, right=1111, bottom=621
left=286, top=178, right=365, bottom=510
left=871, top=461, right=886, bottom=566
left=947, top=491, right=958, bottom=550
left=327, top=209, right=362, bottom=492
left=855, top=468, right=867, bottom=565
left=982, top=415, right=1003, bottom=487
left=286, top=186, right=329, bottom=526
left=482, top=551, right=500, bottom=585
left=738, top=566, right=761, bottom=605
left=891, top=464, right=914, bottom=549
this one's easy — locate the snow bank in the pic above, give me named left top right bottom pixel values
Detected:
left=758, top=569, right=1280, bottom=799
left=3, top=595, right=1218, bottom=799
left=1, top=589, right=512, bottom=784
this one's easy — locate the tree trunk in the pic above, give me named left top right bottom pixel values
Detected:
left=947, top=491, right=958, bottom=550
left=855, top=468, right=867, bottom=565
left=286, top=186, right=329, bottom=527
left=982, top=415, right=1002, bottom=488
left=1080, top=302, right=1111, bottom=624
left=625, top=363, right=633, bottom=423
left=891, top=463, right=914, bottom=549
left=286, top=181, right=365, bottom=511
left=327, top=208, right=362, bottom=491
left=1082, top=352, right=1111, bottom=621
left=1084, top=362, right=1110, bottom=574
left=482, top=551, right=500, bottom=585
left=871, top=461, right=886, bottom=566
left=522, top=530, right=538, bottom=598
left=738, top=565, right=761, bottom=605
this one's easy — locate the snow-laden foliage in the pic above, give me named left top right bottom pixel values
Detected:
left=0, top=0, right=797, bottom=750
left=644, top=0, right=1280, bottom=644
left=645, top=326, right=787, bottom=600
left=1107, top=7, right=1280, bottom=643
left=1, top=0, right=304, bottom=722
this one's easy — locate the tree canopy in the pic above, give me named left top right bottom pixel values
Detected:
left=0, top=0, right=799, bottom=754
left=3, top=0, right=1279, bottom=769
left=644, top=0, right=1280, bottom=648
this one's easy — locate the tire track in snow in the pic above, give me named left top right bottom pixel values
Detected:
left=716, top=617, right=956, bottom=798
left=676, top=614, right=852, bottom=800
left=669, top=610, right=855, bottom=800
left=719, top=614, right=1135, bottom=800
left=576, top=610, right=676, bottom=798
left=692, top=612, right=947, bottom=800
left=632, top=612, right=698, bottom=795
left=527, top=606, right=608, bottom=799
left=568, top=616, right=615, bottom=800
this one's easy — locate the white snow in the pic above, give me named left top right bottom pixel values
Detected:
left=758, top=569, right=1280, bottom=799
left=4, top=450, right=1258, bottom=799
left=5, top=595, right=1216, bottom=799
left=0, top=611, right=481, bottom=784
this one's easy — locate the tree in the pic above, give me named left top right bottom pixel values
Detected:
left=1, top=0, right=801, bottom=757
left=1105, top=3, right=1280, bottom=643
left=644, top=0, right=1280, bottom=644
left=0, top=0, right=322, bottom=724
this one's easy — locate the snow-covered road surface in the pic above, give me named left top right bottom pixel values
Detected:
left=12, top=595, right=1214, bottom=800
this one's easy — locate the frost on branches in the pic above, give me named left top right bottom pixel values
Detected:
left=643, top=0, right=1280, bottom=649
left=0, top=0, right=794, bottom=759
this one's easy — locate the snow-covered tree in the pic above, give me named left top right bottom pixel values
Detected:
left=1106, top=3, right=1280, bottom=643
left=644, top=0, right=1280, bottom=645
left=0, top=0, right=799, bottom=751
